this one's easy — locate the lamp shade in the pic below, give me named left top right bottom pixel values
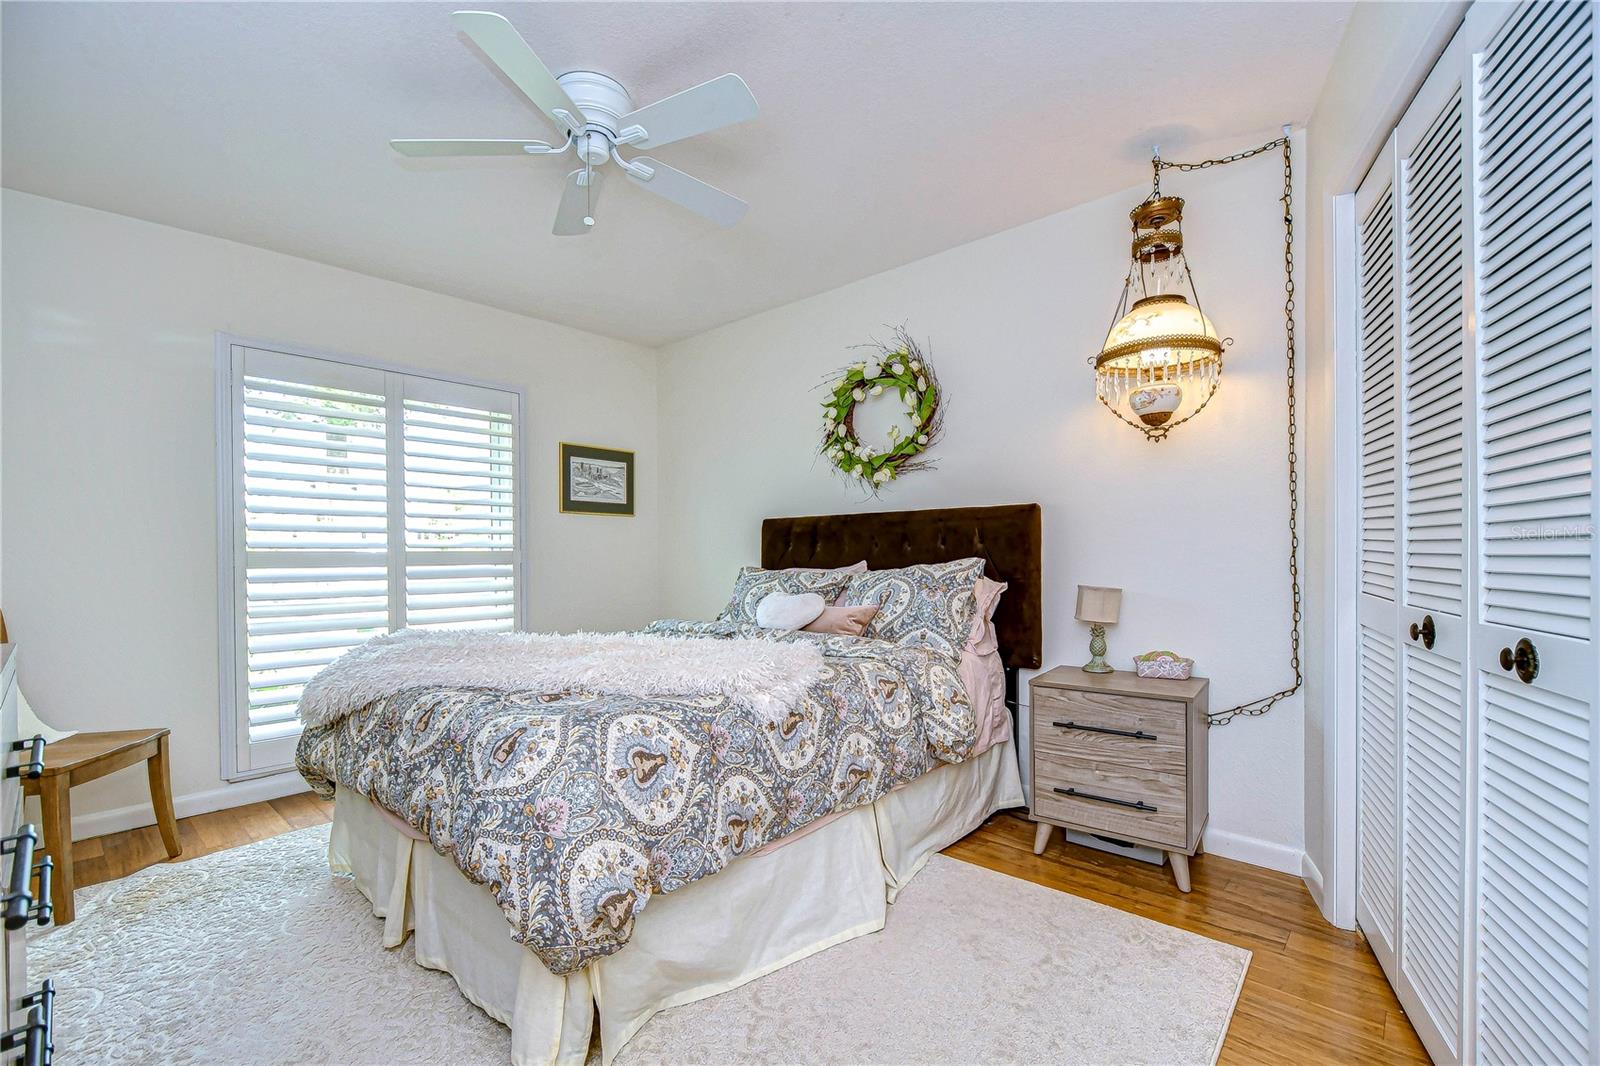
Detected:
left=1096, top=295, right=1222, bottom=374
left=1075, top=585, right=1122, bottom=625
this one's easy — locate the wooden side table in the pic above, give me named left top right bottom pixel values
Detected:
left=25, top=728, right=181, bottom=924
left=1028, top=666, right=1208, bottom=892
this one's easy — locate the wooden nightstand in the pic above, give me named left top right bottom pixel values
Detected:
left=1028, top=666, right=1208, bottom=892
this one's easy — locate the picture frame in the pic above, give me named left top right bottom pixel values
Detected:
left=559, top=442, right=635, bottom=516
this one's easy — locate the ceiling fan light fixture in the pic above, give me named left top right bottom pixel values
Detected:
left=393, top=11, right=758, bottom=236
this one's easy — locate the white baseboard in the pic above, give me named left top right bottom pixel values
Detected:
left=1202, top=826, right=1304, bottom=876
left=1301, top=852, right=1327, bottom=911
left=63, top=772, right=310, bottom=842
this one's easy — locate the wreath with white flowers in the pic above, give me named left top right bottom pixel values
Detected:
left=818, top=326, right=944, bottom=492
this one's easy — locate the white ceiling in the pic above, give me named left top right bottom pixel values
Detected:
left=2, top=2, right=1352, bottom=347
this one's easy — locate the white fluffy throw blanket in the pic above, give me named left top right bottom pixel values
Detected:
left=296, top=628, right=824, bottom=730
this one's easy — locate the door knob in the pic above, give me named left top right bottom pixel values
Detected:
left=1498, top=637, right=1539, bottom=684
left=1408, top=615, right=1436, bottom=650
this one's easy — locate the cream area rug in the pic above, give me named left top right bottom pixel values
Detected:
left=32, top=825, right=1249, bottom=1065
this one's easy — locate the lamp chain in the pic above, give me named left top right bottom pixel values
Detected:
left=1154, top=137, right=1301, bottom=727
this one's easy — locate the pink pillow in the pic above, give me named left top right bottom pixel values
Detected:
left=959, top=577, right=1010, bottom=753
left=802, top=604, right=880, bottom=636
left=833, top=560, right=867, bottom=603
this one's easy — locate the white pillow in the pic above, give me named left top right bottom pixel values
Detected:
left=754, top=591, right=827, bottom=630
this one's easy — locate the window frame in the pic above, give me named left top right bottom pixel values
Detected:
left=214, top=332, right=529, bottom=781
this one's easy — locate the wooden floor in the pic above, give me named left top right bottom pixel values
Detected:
left=78, top=800, right=1428, bottom=1065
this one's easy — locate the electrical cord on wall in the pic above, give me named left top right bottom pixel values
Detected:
left=1153, top=134, right=1301, bottom=727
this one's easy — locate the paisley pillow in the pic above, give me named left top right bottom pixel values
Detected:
left=839, top=557, right=988, bottom=655
left=716, top=562, right=866, bottom=623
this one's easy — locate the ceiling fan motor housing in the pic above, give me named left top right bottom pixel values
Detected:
left=556, top=70, right=635, bottom=153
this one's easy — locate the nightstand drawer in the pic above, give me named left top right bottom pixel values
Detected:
left=1033, top=751, right=1188, bottom=848
left=1032, top=689, right=1186, bottom=774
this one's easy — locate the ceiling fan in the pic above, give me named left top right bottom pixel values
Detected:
left=392, top=10, right=759, bottom=235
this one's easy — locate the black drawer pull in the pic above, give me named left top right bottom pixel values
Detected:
left=2, top=825, right=38, bottom=930
left=1053, top=720, right=1157, bottom=742
left=1, top=979, right=55, bottom=1066
left=1053, top=786, right=1158, bottom=813
left=29, top=857, right=53, bottom=926
left=7, top=736, right=45, bottom=780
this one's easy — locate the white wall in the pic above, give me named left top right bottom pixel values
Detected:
left=1299, top=1, right=1467, bottom=924
left=657, top=136, right=1309, bottom=872
left=0, top=190, right=660, bottom=836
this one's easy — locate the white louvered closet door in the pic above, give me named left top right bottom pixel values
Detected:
left=1395, top=33, right=1475, bottom=1061
left=1470, top=1, right=1598, bottom=1063
left=1349, top=2, right=1599, bottom=1063
left=1354, top=138, right=1404, bottom=978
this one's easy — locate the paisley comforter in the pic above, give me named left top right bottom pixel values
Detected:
left=294, top=619, right=977, bottom=975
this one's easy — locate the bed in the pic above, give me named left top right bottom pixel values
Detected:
left=302, top=503, right=1042, bottom=1065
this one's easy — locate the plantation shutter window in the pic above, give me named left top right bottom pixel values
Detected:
left=218, top=341, right=524, bottom=778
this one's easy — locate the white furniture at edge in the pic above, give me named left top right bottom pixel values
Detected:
left=1, top=645, right=54, bottom=1063
left=1350, top=2, right=1599, bottom=1062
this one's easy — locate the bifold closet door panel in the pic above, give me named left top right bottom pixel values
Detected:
left=1354, top=139, right=1403, bottom=975
left=1396, top=36, right=1474, bottom=1064
left=1350, top=3, right=1596, bottom=1064
left=1469, top=2, right=1598, bottom=1063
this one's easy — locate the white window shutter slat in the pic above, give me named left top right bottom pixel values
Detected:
left=402, top=397, right=517, bottom=632
left=239, top=364, right=391, bottom=749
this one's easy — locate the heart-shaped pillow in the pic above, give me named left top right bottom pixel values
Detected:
left=754, top=591, right=827, bottom=631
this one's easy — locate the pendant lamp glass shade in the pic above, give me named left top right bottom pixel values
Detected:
left=1091, top=194, right=1228, bottom=440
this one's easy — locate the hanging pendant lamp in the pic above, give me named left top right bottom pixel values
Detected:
left=1091, top=184, right=1230, bottom=441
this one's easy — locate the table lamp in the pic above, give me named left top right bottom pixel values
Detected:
left=1075, top=585, right=1122, bottom=674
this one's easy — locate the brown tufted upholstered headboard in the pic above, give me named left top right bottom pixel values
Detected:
left=760, top=503, right=1042, bottom=670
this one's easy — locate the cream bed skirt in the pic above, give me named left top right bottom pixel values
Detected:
left=328, top=738, right=1023, bottom=1065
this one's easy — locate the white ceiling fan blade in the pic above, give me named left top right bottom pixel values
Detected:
left=625, top=157, right=748, bottom=227
left=452, top=11, right=582, bottom=134
left=553, top=168, right=602, bottom=236
left=391, top=138, right=547, bottom=157
left=620, top=74, right=758, bottom=150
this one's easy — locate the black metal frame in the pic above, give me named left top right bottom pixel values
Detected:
left=5, top=737, right=43, bottom=781
left=1, top=979, right=54, bottom=1066
left=1, top=826, right=38, bottom=931
left=1051, top=720, right=1158, bottom=742
left=1053, top=786, right=1158, bottom=814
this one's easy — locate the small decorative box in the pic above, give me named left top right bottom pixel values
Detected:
left=1133, top=650, right=1195, bottom=680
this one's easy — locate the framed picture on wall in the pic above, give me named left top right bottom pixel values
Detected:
left=559, top=442, right=635, bottom=516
